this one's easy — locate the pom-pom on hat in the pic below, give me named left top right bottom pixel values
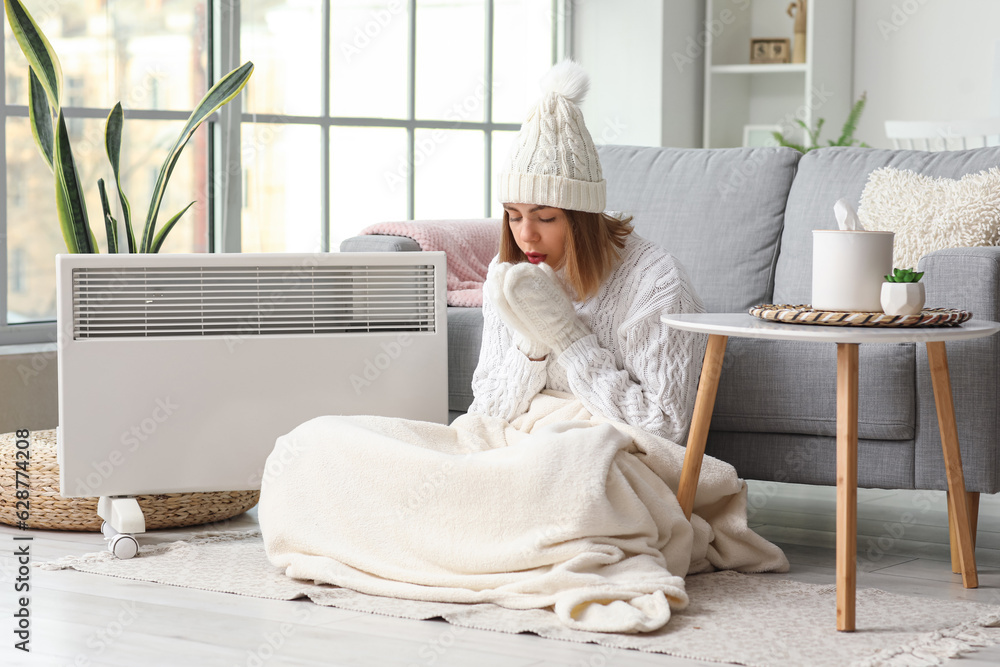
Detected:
left=497, top=60, right=606, bottom=213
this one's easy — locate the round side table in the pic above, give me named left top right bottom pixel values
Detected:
left=661, top=312, right=1000, bottom=632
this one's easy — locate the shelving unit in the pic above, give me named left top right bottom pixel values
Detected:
left=703, top=0, right=854, bottom=148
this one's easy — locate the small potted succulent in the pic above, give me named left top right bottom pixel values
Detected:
left=881, top=268, right=925, bottom=316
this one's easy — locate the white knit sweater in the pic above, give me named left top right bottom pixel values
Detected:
left=469, top=232, right=707, bottom=444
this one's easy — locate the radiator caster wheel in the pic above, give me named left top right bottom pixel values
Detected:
left=109, top=533, right=139, bottom=559
left=101, top=521, right=119, bottom=539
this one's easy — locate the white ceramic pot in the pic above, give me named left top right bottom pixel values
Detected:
left=881, top=282, right=926, bottom=316
left=812, top=230, right=895, bottom=312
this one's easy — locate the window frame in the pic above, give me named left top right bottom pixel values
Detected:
left=1, top=0, right=569, bottom=346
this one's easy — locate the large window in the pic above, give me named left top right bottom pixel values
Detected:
left=1, top=0, right=565, bottom=344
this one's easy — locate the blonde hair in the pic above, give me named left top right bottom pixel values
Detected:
left=499, top=210, right=633, bottom=300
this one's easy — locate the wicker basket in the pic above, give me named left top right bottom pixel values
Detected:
left=0, top=430, right=259, bottom=532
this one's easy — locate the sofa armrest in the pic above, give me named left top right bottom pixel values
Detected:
left=918, top=246, right=1000, bottom=321
left=915, top=246, right=1000, bottom=491
left=339, top=235, right=421, bottom=253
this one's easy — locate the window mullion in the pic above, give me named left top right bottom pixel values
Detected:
left=407, top=0, right=417, bottom=220
left=1, top=27, right=7, bottom=330
left=484, top=0, right=495, bottom=218
left=321, top=0, right=331, bottom=252
left=215, top=0, right=243, bottom=253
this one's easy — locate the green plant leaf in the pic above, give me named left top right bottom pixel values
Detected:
left=53, top=111, right=95, bottom=253
left=105, top=103, right=136, bottom=253
left=808, top=118, right=825, bottom=148
left=835, top=92, right=867, bottom=147
left=27, top=68, right=53, bottom=171
left=913, top=271, right=924, bottom=282
left=140, top=61, right=254, bottom=252
left=98, top=179, right=119, bottom=254
left=149, top=202, right=195, bottom=253
left=4, top=0, right=62, bottom=109
left=771, top=131, right=809, bottom=153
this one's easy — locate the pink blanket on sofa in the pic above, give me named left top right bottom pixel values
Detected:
left=361, top=219, right=502, bottom=307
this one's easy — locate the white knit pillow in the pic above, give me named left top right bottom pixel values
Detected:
left=857, top=166, right=1000, bottom=269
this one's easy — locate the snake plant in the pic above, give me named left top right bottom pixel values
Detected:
left=884, top=267, right=924, bottom=283
left=5, top=0, right=254, bottom=253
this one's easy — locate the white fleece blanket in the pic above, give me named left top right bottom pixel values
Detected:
left=258, top=392, right=788, bottom=633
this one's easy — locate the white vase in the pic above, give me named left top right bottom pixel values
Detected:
left=880, top=282, right=925, bottom=316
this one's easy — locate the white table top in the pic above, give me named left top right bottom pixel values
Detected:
left=660, top=312, right=1000, bottom=344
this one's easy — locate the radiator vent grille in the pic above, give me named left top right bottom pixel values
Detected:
left=72, top=264, right=437, bottom=339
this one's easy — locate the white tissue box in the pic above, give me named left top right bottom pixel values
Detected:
left=812, top=230, right=894, bottom=312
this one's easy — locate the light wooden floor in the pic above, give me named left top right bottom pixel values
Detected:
left=3, top=483, right=1000, bottom=667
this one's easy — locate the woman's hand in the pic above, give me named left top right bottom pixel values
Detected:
left=503, top=262, right=591, bottom=356
left=485, top=263, right=551, bottom=361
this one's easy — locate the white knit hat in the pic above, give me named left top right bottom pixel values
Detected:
left=497, top=60, right=606, bottom=213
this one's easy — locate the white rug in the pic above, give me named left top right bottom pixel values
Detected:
left=37, top=529, right=1000, bottom=667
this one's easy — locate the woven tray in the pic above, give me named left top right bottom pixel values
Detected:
left=0, top=430, right=259, bottom=532
left=749, top=304, right=973, bottom=327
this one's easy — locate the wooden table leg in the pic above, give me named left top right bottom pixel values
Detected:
left=677, top=334, right=728, bottom=520
left=948, top=490, right=979, bottom=574
left=836, top=343, right=859, bottom=632
left=927, top=341, right=978, bottom=588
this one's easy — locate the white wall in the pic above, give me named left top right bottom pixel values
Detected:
left=573, top=0, right=705, bottom=148
left=854, top=0, right=1000, bottom=149
left=660, top=0, right=706, bottom=147
left=573, top=0, right=668, bottom=147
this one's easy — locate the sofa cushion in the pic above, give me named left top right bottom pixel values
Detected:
left=858, top=166, right=1000, bottom=269
left=706, top=432, right=915, bottom=489
left=446, top=306, right=483, bottom=413
left=711, top=338, right=915, bottom=440
left=773, top=146, right=1000, bottom=304
left=598, top=145, right=800, bottom=312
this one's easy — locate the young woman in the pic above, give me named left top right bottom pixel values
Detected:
left=258, top=61, right=786, bottom=635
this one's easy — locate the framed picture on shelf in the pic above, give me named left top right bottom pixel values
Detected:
left=749, top=38, right=791, bottom=64
left=743, top=125, right=782, bottom=148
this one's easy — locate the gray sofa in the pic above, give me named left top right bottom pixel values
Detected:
left=342, top=144, right=1000, bottom=497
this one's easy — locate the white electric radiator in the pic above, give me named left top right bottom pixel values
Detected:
left=56, top=251, right=447, bottom=553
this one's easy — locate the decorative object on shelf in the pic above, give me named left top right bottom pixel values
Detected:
left=742, top=125, right=782, bottom=148
left=748, top=304, right=971, bottom=327
left=787, top=0, right=807, bottom=64
left=858, top=165, right=1000, bottom=268
left=881, top=268, right=926, bottom=317
left=4, top=0, right=253, bottom=254
left=750, top=38, right=791, bottom=64
left=772, top=92, right=870, bottom=152
left=0, top=430, right=259, bottom=531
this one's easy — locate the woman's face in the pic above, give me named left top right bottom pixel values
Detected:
left=503, top=203, right=570, bottom=269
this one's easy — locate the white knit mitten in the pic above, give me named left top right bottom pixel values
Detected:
left=503, top=262, right=591, bottom=356
left=485, top=263, right=551, bottom=360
